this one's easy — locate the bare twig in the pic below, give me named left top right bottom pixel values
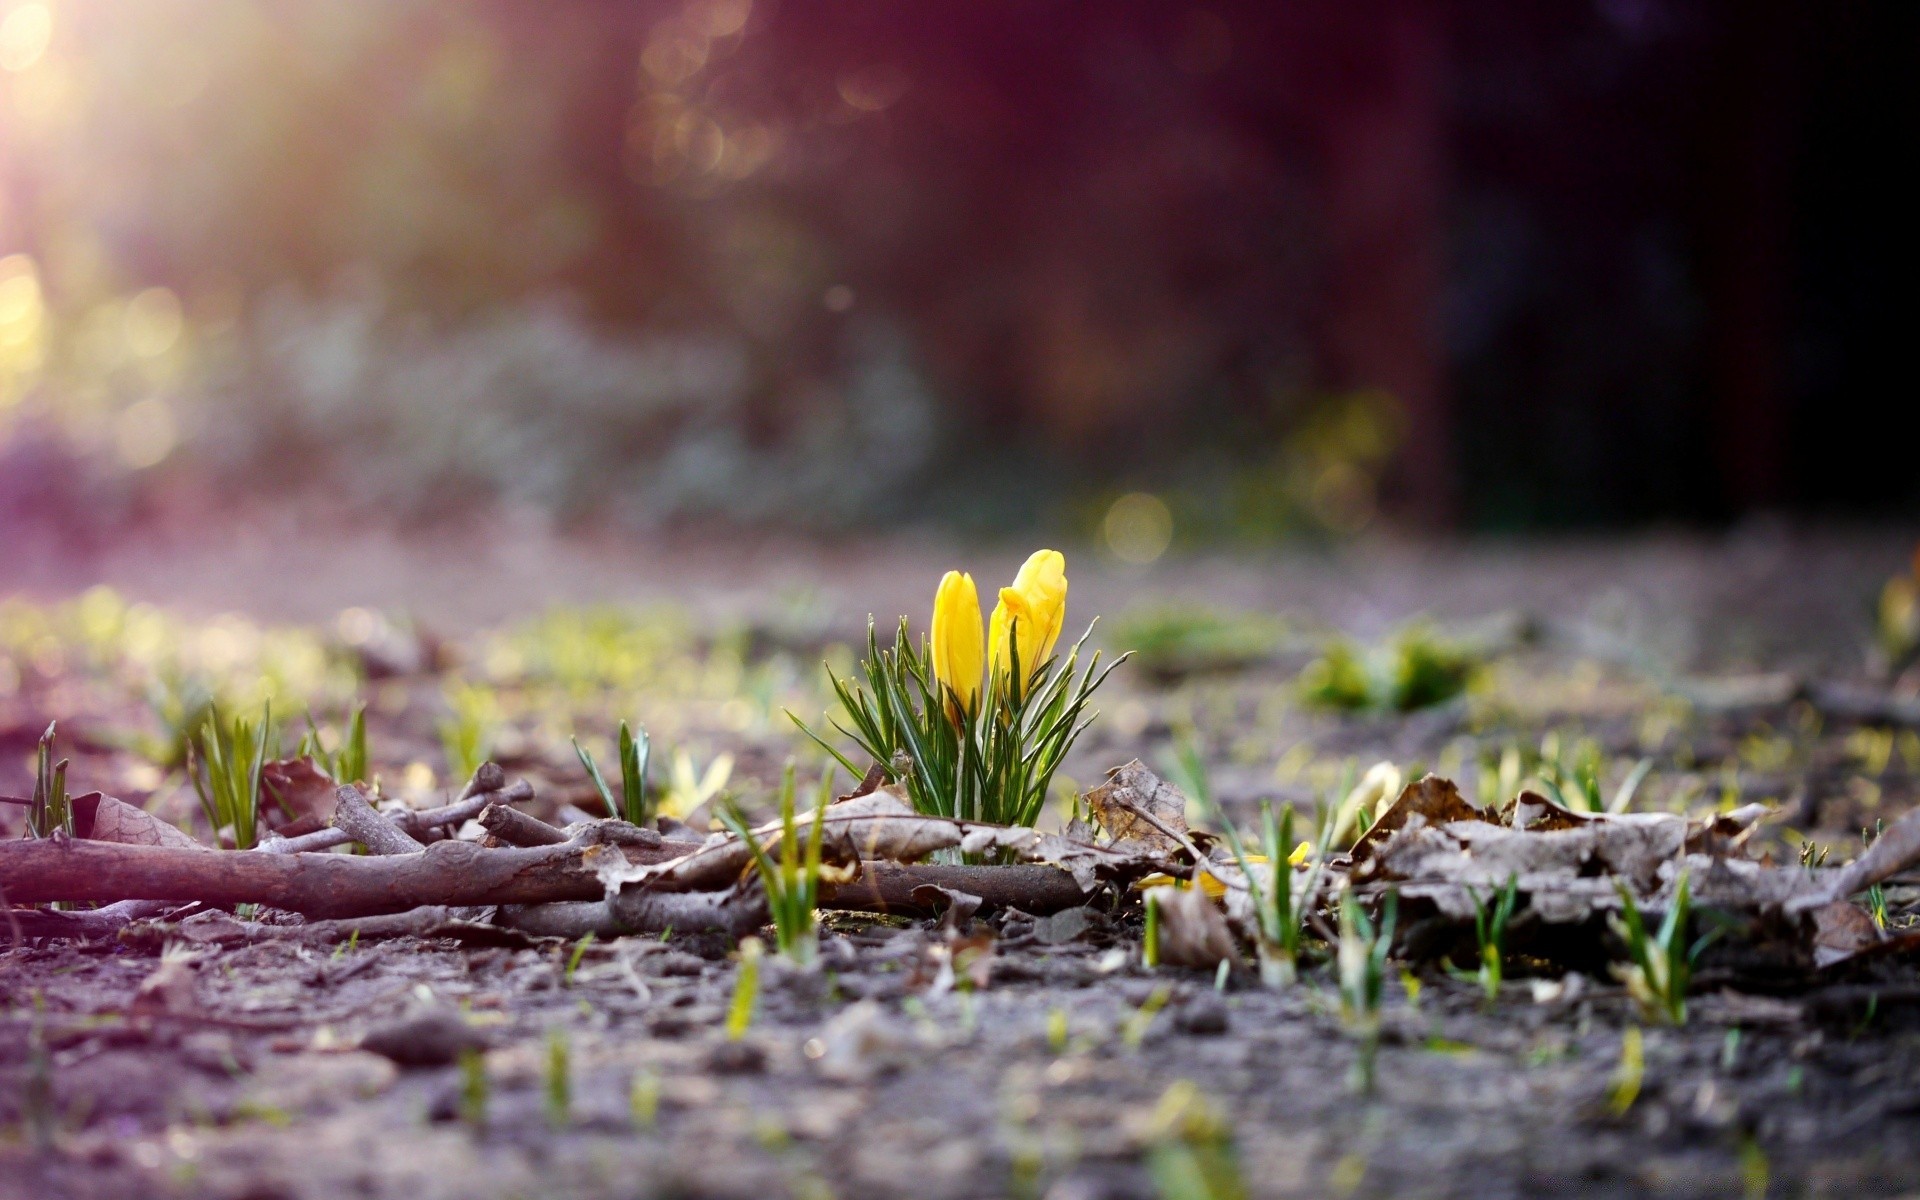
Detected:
left=331, top=785, right=427, bottom=856
left=479, top=803, right=569, bottom=847
left=259, top=780, right=532, bottom=855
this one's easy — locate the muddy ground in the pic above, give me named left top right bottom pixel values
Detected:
left=4, top=518, right=1920, bottom=1199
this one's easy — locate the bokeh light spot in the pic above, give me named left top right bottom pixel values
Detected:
left=113, top=397, right=178, bottom=469
left=0, top=3, right=52, bottom=73
left=1104, top=492, right=1174, bottom=564
left=124, top=287, right=184, bottom=357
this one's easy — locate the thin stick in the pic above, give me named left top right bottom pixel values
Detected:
left=331, top=785, right=427, bottom=856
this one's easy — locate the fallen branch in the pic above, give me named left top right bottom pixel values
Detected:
left=0, top=835, right=682, bottom=918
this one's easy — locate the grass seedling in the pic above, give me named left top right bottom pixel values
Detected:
left=661, top=747, right=734, bottom=821
left=792, top=614, right=1121, bottom=830
left=718, top=765, right=830, bottom=964
left=1143, top=889, right=1163, bottom=969
left=27, top=721, right=72, bottom=840
left=1338, top=887, right=1398, bottom=1095
left=630, top=1069, right=661, bottom=1129
left=572, top=720, right=652, bottom=826
left=1606, top=1026, right=1644, bottom=1117
left=439, top=682, right=496, bottom=784
left=1861, top=820, right=1890, bottom=930
left=728, top=937, right=763, bottom=1040
left=190, top=702, right=276, bottom=849
left=565, top=932, right=596, bottom=985
left=1122, top=984, right=1174, bottom=1050
left=1611, top=871, right=1709, bottom=1025
left=1464, top=874, right=1520, bottom=1006
left=300, top=702, right=368, bottom=786
left=457, top=1046, right=489, bottom=1129
left=543, top=1029, right=571, bottom=1128
left=1143, top=1080, right=1247, bottom=1200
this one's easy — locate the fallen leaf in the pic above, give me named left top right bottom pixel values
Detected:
left=1149, top=886, right=1239, bottom=970
left=261, top=757, right=341, bottom=829
left=1084, top=760, right=1191, bottom=855
left=71, top=793, right=203, bottom=850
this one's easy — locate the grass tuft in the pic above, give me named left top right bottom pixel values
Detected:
left=190, top=702, right=276, bottom=849
left=718, top=764, right=828, bottom=963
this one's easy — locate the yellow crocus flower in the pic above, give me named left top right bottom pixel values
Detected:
left=988, top=549, right=1068, bottom=698
left=930, top=570, right=984, bottom=723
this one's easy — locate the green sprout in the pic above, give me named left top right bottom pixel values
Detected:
left=543, top=1029, right=571, bottom=1128
left=1143, top=1080, right=1247, bottom=1200
left=791, top=617, right=1122, bottom=830
left=630, top=1069, right=661, bottom=1130
left=27, top=722, right=72, bottom=840
left=1143, top=887, right=1163, bottom=969
left=1611, top=871, right=1710, bottom=1025
left=573, top=720, right=652, bottom=826
left=727, top=937, right=763, bottom=1039
left=718, top=765, right=829, bottom=964
left=1861, top=821, right=1890, bottom=930
left=1464, top=874, right=1519, bottom=1006
left=300, top=702, right=368, bottom=786
left=564, top=932, right=596, bottom=985
left=439, top=682, right=496, bottom=783
left=1338, top=887, right=1397, bottom=1095
left=190, top=702, right=277, bottom=849
left=458, top=1046, right=489, bottom=1129
left=1184, top=741, right=1325, bottom=988
left=1606, top=1026, right=1644, bottom=1117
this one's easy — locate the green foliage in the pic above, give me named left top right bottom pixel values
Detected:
left=1606, top=1026, right=1644, bottom=1117
left=1611, top=871, right=1708, bottom=1025
left=191, top=702, right=277, bottom=849
left=1144, top=1080, right=1247, bottom=1200
left=27, top=722, right=72, bottom=840
left=1466, top=874, right=1520, bottom=1005
left=718, top=765, right=828, bottom=963
left=573, top=720, right=653, bottom=826
left=299, top=703, right=368, bottom=786
left=792, top=617, right=1121, bottom=829
left=1299, top=622, right=1478, bottom=714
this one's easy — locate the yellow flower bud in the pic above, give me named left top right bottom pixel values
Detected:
left=988, top=549, right=1068, bottom=699
left=931, top=570, right=983, bottom=723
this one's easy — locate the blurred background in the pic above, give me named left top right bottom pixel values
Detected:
left=2, top=0, right=1917, bottom=552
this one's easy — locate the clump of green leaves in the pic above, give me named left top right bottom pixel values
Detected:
left=1299, top=622, right=1478, bottom=714
left=27, top=722, right=72, bottom=840
left=299, top=703, right=368, bottom=786
left=1143, top=1080, right=1247, bottom=1200
left=190, top=702, right=277, bottom=849
left=793, top=618, right=1120, bottom=829
left=1611, top=871, right=1708, bottom=1025
left=718, top=765, right=829, bottom=964
left=573, top=720, right=652, bottom=826
left=1338, top=887, right=1397, bottom=1094
left=1464, top=875, right=1519, bottom=1006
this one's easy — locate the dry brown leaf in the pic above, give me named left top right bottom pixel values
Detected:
left=1084, top=760, right=1191, bottom=854
left=71, top=793, right=204, bottom=850
left=1811, top=900, right=1884, bottom=969
left=1350, top=775, right=1492, bottom=862
left=261, top=756, right=341, bottom=830
left=1149, top=886, right=1239, bottom=970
